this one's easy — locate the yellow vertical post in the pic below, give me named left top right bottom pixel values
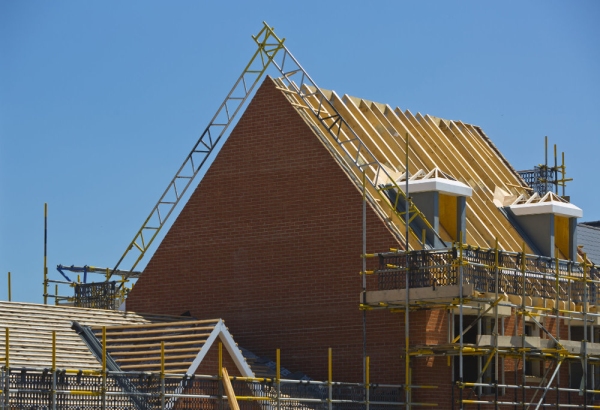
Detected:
left=52, top=331, right=56, bottom=370
left=7, top=272, right=11, bottom=302
left=561, top=151, right=566, bottom=196
left=99, top=330, right=105, bottom=410
left=366, top=355, right=370, bottom=386
left=494, top=238, right=499, bottom=403
left=5, top=328, right=9, bottom=368
left=328, top=348, right=332, bottom=382
left=404, top=134, right=411, bottom=410
left=555, top=251, right=560, bottom=341
left=583, top=253, right=589, bottom=400
left=521, top=242, right=527, bottom=405
left=44, top=203, right=48, bottom=305
left=422, top=229, right=426, bottom=250
left=276, top=348, right=280, bottom=381
left=366, top=355, right=370, bottom=410
left=160, top=341, right=165, bottom=376
left=276, top=348, right=281, bottom=410
left=457, top=230, right=464, bottom=408
left=51, top=328, right=56, bottom=410
left=328, top=348, right=333, bottom=410
left=218, top=342, right=223, bottom=378
left=160, top=340, right=166, bottom=409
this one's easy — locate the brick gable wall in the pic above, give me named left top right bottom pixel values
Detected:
left=126, top=77, right=410, bottom=384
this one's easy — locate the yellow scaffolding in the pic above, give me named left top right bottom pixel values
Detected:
left=362, top=240, right=600, bottom=408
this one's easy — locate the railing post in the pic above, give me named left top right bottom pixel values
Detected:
left=328, top=348, right=333, bottom=410
left=101, top=326, right=106, bottom=410
left=276, top=348, right=281, bottom=410
left=521, top=243, right=526, bottom=410
left=161, top=341, right=166, bottom=409
left=3, top=328, right=8, bottom=410
left=2, top=367, right=7, bottom=410
left=494, top=238, right=499, bottom=410
left=583, top=255, right=588, bottom=407
left=51, top=331, right=56, bottom=410
left=458, top=233, right=464, bottom=410
left=44, top=202, right=48, bottom=305
left=365, top=356, right=370, bottom=410
left=218, top=342, right=224, bottom=410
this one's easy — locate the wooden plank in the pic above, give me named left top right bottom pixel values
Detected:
left=119, top=361, right=193, bottom=370
left=385, top=107, right=490, bottom=247
left=462, top=123, right=525, bottom=186
left=0, top=302, right=183, bottom=323
left=222, top=367, right=241, bottom=410
left=107, top=340, right=207, bottom=350
left=116, top=353, right=197, bottom=363
left=432, top=117, right=532, bottom=252
left=105, top=333, right=211, bottom=344
left=90, top=319, right=219, bottom=331
left=341, top=94, right=405, bottom=172
left=402, top=109, right=514, bottom=249
left=110, top=347, right=200, bottom=357
left=359, top=101, right=429, bottom=173
left=329, top=93, right=390, bottom=166
left=100, top=326, right=215, bottom=337
left=456, top=121, right=521, bottom=187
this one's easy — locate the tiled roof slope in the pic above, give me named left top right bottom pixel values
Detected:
left=579, top=222, right=600, bottom=265
left=273, top=78, right=551, bottom=253
left=0, top=301, right=188, bottom=369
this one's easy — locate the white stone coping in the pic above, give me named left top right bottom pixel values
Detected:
left=510, top=201, right=583, bottom=218
left=397, top=177, right=472, bottom=197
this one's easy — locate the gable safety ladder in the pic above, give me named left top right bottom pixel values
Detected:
left=109, top=24, right=286, bottom=278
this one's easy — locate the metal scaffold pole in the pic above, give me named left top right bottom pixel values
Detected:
left=404, top=133, right=411, bottom=410
left=44, top=203, right=48, bottom=304
left=494, top=238, right=500, bottom=410
left=362, top=168, right=367, bottom=389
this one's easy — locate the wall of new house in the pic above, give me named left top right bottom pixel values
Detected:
left=194, top=343, right=244, bottom=378
left=127, top=77, right=416, bottom=386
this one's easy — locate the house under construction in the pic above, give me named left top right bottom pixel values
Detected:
left=3, top=22, right=600, bottom=409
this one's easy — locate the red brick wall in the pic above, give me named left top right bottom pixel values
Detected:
left=126, top=76, right=408, bottom=386
left=195, top=342, right=243, bottom=378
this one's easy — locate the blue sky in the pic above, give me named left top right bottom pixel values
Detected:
left=1, top=1, right=599, bottom=303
